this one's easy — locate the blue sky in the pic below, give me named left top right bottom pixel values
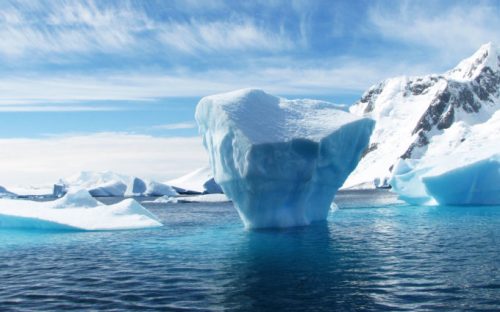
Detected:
left=0, top=0, right=499, bottom=185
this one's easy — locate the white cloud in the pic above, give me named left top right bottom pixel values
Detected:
left=0, top=0, right=152, bottom=57
left=152, top=122, right=197, bottom=130
left=369, top=2, right=500, bottom=60
left=0, top=57, right=437, bottom=106
left=158, top=19, right=293, bottom=54
left=0, top=133, right=208, bottom=187
left=0, top=0, right=293, bottom=58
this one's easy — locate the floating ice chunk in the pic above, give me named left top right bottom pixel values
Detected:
left=389, top=159, right=435, bottom=205
left=88, top=180, right=127, bottom=197
left=0, top=189, right=162, bottom=231
left=0, top=186, right=16, bottom=198
left=145, top=181, right=178, bottom=197
left=195, top=89, right=374, bottom=228
left=167, top=166, right=223, bottom=194
left=127, top=177, right=147, bottom=196
left=422, top=155, right=500, bottom=205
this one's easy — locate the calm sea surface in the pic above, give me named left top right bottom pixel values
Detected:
left=0, top=190, right=499, bottom=311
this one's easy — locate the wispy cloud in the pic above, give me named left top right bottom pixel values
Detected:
left=0, top=0, right=293, bottom=59
left=152, top=122, right=197, bottom=130
left=0, top=133, right=207, bottom=186
left=158, top=19, right=293, bottom=54
left=368, top=1, right=500, bottom=60
left=0, top=0, right=152, bottom=57
left=0, top=56, right=439, bottom=106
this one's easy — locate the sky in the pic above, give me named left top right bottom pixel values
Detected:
left=1, top=0, right=499, bottom=186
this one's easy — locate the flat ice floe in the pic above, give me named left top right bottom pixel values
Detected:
left=0, top=189, right=162, bottom=231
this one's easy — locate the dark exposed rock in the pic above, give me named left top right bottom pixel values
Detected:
left=358, top=83, right=385, bottom=114
left=360, top=142, right=378, bottom=158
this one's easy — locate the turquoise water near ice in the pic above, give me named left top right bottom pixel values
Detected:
left=0, top=190, right=499, bottom=311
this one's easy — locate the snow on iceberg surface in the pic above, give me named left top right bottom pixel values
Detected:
left=0, top=189, right=162, bottom=231
left=195, top=89, right=375, bottom=228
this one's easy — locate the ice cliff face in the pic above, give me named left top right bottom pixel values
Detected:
left=345, top=42, right=500, bottom=189
left=196, top=89, right=374, bottom=229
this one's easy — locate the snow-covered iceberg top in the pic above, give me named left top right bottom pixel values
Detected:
left=0, top=189, right=163, bottom=231
left=196, top=89, right=374, bottom=229
left=391, top=111, right=500, bottom=205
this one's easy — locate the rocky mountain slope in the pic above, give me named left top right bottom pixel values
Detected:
left=343, top=42, right=500, bottom=188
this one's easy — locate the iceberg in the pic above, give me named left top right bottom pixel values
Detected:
left=0, top=186, right=16, bottom=198
left=59, top=171, right=178, bottom=197
left=88, top=180, right=127, bottom=197
left=423, top=156, right=500, bottom=205
left=195, top=89, right=374, bottom=228
left=0, top=189, right=162, bottom=231
left=145, top=181, right=178, bottom=197
left=390, top=111, right=500, bottom=205
left=167, top=166, right=223, bottom=194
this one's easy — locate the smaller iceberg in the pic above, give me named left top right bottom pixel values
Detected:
left=0, top=189, right=162, bottom=231
left=58, top=171, right=178, bottom=197
left=0, top=186, right=16, bottom=198
left=145, top=181, right=178, bottom=197
left=422, top=156, right=500, bottom=205
left=167, top=166, right=223, bottom=194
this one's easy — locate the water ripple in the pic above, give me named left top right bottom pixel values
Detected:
left=0, top=192, right=499, bottom=311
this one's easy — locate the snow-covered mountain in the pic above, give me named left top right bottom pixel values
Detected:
left=343, top=42, right=500, bottom=189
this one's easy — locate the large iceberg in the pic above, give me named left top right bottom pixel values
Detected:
left=0, top=189, right=162, bottom=231
left=390, top=111, right=500, bottom=205
left=195, top=89, right=374, bottom=228
left=167, top=166, right=223, bottom=194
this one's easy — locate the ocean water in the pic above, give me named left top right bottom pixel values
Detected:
left=0, top=190, right=499, bottom=311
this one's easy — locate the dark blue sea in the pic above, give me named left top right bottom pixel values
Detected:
left=1, top=190, right=499, bottom=311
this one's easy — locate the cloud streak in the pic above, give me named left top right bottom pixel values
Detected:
left=152, top=122, right=197, bottom=130
left=368, top=1, right=500, bottom=60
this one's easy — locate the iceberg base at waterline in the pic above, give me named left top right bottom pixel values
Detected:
left=0, top=189, right=163, bottom=231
